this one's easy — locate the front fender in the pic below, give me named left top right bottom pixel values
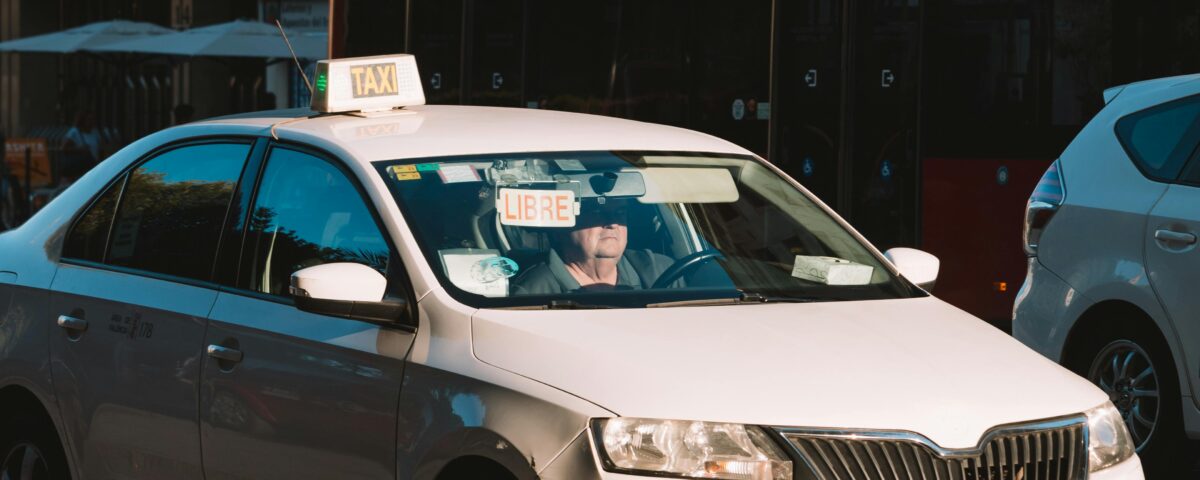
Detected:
left=398, top=358, right=610, bottom=480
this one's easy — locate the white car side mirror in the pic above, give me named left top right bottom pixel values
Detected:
left=290, top=263, right=408, bottom=324
left=883, top=247, right=940, bottom=291
left=291, top=262, right=386, bottom=301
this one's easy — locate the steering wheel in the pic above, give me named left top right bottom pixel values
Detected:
left=651, top=249, right=724, bottom=289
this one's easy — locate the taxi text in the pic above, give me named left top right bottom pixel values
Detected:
left=350, top=62, right=399, bottom=98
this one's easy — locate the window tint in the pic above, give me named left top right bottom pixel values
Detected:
left=242, top=147, right=389, bottom=296
left=1115, top=95, right=1200, bottom=182
left=63, top=175, right=126, bottom=262
left=106, top=143, right=249, bottom=281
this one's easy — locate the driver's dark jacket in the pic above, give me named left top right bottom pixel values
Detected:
left=511, top=248, right=675, bottom=295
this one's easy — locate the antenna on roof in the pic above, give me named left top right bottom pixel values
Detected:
left=275, top=19, right=313, bottom=95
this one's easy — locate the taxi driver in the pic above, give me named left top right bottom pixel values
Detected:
left=512, top=199, right=675, bottom=294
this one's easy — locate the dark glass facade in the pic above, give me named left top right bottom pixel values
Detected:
left=345, top=0, right=1200, bottom=324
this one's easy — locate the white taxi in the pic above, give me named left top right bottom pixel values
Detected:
left=0, top=54, right=1141, bottom=479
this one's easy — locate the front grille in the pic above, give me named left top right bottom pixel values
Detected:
left=779, top=418, right=1087, bottom=480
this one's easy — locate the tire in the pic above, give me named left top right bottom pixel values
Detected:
left=437, top=457, right=517, bottom=480
left=0, top=410, right=70, bottom=480
left=1073, top=325, right=1187, bottom=477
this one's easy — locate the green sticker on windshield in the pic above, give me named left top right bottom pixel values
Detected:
left=416, top=163, right=440, bottom=172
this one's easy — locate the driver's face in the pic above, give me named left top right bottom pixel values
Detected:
left=566, top=206, right=628, bottom=260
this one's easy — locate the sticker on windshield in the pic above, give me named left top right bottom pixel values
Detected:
left=792, top=255, right=873, bottom=286
left=472, top=256, right=519, bottom=283
left=438, top=164, right=482, bottom=184
left=553, top=159, right=586, bottom=171
left=439, top=249, right=510, bottom=297
left=416, top=163, right=440, bottom=172
left=497, top=188, right=576, bottom=227
left=389, top=165, right=421, bottom=181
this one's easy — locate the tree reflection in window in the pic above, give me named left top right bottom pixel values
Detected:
left=244, top=148, right=389, bottom=297
left=106, top=143, right=249, bottom=281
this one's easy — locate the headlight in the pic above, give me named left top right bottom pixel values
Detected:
left=593, top=418, right=792, bottom=480
left=1086, top=402, right=1136, bottom=472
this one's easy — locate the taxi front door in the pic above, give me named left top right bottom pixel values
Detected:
left=197, top=145, right=415, bottom=480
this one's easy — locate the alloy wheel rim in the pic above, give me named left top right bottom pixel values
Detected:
left=0, top=442, right=48, bottom=480
left=1088, top=340, right=1159, bottom=452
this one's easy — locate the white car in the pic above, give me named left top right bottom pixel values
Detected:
left=1014, top=74, right=1200, bottom=476
left=0, top=54, right=1141, bottom=480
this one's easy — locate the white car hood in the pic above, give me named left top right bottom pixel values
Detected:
left=471, top=296, right=1106, bottom=449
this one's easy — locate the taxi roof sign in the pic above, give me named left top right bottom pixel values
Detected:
left=310, top=54, right=425, bottom=114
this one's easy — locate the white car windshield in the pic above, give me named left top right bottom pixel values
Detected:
left=377, top=151, right=922, bottom=308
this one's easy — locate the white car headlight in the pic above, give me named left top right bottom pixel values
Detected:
left=1086, top=402, right=1136, bottom=472
left=593, top=418, right=792, bottom=480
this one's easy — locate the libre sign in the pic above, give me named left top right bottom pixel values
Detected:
left=497, top=188, right=577, bottom=227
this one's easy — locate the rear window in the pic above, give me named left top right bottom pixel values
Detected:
left=1115, top=94, right=1200, bottom=182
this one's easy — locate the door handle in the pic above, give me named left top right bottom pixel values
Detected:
left=1154, top=229, right=1197, bottom=245
left=206, top=345, right=244, bottom=364
left=57, top=315, right=88, bottom=332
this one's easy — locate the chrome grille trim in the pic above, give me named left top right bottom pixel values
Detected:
left=775, top=415, right=1088, bottom=480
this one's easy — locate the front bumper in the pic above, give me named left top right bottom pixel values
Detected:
left=1089, top=455, right=1145, bottom=480
left=543, top=422, right=1145, bottom=480
left=588, top=456, right=1145, bottom=480
left=589, top=458, right=1145, bottom=480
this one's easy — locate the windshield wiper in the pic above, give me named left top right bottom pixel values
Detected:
left=503, top=300, right=619, bottom=310
left=646, top=291, right=820, bottom=308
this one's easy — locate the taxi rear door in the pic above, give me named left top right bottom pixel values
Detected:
left=49, top=140, right=254, bottom=479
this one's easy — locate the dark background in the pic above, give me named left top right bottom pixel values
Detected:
left=3, top=0, right=1200, bottom=325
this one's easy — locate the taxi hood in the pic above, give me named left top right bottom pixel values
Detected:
left=470, top=296, right=1106, bottom=450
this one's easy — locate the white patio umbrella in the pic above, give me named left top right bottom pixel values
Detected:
left=90, top=19, right=327, bottom=59
left=0, top=19, right=173, bottom=53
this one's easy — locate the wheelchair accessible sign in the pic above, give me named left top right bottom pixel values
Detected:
left=497, top=188, right=577, bottom=227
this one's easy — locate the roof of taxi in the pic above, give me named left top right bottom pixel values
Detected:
left=200, top=105, right=751, bottom=163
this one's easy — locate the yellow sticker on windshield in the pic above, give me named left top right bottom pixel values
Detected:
left=389, top=165, right=421, bottom=181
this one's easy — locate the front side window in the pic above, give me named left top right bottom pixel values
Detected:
left=241, top=147, right=390, bottom=296
left=100, top=142, right=248, bottom=281
left=378, top=151, right=921, bottom=308
left=1115, top=94, right=1200, bottom=182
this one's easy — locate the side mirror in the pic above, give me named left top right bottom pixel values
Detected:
left=883, top=247, right=939, bottom=291
left=290, top=263, right=408, bottom=325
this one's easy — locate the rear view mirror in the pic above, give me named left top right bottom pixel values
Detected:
left=883, top=248, right=940, bottom=291
left=290, top=263, right=408, bottom=325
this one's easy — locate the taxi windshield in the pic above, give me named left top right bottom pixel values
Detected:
left=377, top=151, right=922, bottom=308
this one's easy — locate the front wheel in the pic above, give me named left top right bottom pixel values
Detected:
left=1076, top=328, right=1186, bottom=476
